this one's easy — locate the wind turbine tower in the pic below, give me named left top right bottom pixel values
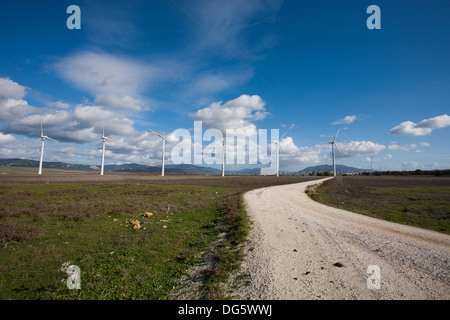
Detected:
left=270, top=130, right=288, bottom=177
left=321, top=129, right=343, bottom=177
left=94, top=127, right=111, bottom=176
left=151, top=129, right=171, bottom=177
left=33, top=123, right=57, bottom=175
left=218, top=130, right=226, bottom=177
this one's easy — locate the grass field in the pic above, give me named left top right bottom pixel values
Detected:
left=308, top=175, right=450, bottom=235
left=0, top=171, right=319, bottom=300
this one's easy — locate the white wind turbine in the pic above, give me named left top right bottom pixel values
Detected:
left=33, top=123, right=57, bottom=175
left=150, top=129, right=171, bottom=177
left=218, top=130, right=226, bottom=177
left=321, top=129, right=343, bottom=177
left=93, top=127, right=111, bottom=176
left=270, top=130, right=288, bottom=177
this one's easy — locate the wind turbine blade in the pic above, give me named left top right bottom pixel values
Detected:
left=334, top=142, right=344, bottom=157
left=150, top=129, right=164, bottom=139
left=93, top=139, right=102, bottom=146
left=334, top=129, right=340, bottom=142
left=40, top=123, right=43, bottom=137
left=45, top=137, right=57, bottom=142
left=279, top=130, right=288, bottom=141
left=32, top=138, right=41, bottom=145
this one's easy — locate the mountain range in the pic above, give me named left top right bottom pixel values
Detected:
left=0, top=158, right=368, bottom=175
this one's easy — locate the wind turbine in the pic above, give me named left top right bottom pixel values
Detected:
left=218, top=130, right=226, bottom=177
left=150, top=129, right=171, bottom=177
left=270, top=130, right=288, bottom=177
left=321, top=129, right=343, bottom=177
left=93, top=127, right=111, bottom=176
left=33, top=123, right=57, bottom=175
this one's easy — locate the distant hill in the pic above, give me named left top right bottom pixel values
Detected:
left=296, top=164, right=368, bottom=175
left=105, top=163, right=221, bottom=175
left=0, top=158, right=98, bottom=171
left=2, top=158, right=448, bottom=176
left=0, top=158, right=221, bottom=175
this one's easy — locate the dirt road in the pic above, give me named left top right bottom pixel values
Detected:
left=236, top=178, right=450, bottom=300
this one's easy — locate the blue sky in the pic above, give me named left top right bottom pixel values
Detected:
left=0, top=0, right=449, bottom=171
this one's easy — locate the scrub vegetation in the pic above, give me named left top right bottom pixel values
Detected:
left=308, top=175, right=450, bottom=235
left=0, top=172, right=319, bottom=299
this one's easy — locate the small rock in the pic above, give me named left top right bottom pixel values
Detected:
left=129, top=220, right=141, bottom=230
left=333, top=262, right=344, bottom=268
left=143, top=212, right=153, bottom=217
left=162, top=225, right=167, bottom=229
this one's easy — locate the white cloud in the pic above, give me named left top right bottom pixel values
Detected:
left=387, top=143, right=418, bottom=151
left=72, top=105, right=137, bottom=137
left=0, top=78, right=37, bottom=120
left=190, top=0, right=283, bottom=56
left=332, top=115, right=357, bottom=125
left=0, top=98, right=37, bottom=121
left=389, top=114, right=450, bottom=136
left=190, top=94, right=268, bottom=134
left=54, top=51, right=158, bottom=97
left=94, top=95, right=143, bottom=111
left=187, top=69, right=254, bottom=97
left=0, top=132, right=16, bottom=144
left=49, top=101, right=71, bottom=109
left=335, top=141, right=386, bottom=158
left=420, top=142, right=430, bottom=147
left=0, top=78, right=27, bottom=99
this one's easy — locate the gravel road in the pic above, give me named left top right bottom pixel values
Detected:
left=235, top=178, right=450, bottom=300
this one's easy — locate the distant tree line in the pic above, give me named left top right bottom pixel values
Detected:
left=356, top=169, right=450, bottom=177
left=306, top=169, right=450, bottom=177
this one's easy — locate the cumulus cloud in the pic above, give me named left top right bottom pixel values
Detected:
left=94, top=95, right=143, bottom=111
left=0, top=132, right=16, bottom=144
left=334, top=141, right=386, bottom=158
left=276, top=136, right=387, bottom=170
left=0, top=78, right=37, bottom=120
left=387, top=143, right=419, bottom=151
left=389, top=114, right=450, bottom=136
left=190, top=94, right=269, bottom=134
left=0, top=78, right=27, bottom=99
left=332, top=115, right=357, bottom=125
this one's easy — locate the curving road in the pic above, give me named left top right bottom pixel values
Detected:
left=236, top=178, right=450, bottom=300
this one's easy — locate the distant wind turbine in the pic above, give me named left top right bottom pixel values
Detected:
left=218, top=130, right=226, bottom=177
left=270, top=130, right=288, bottom=177
left=93, top=127, right=111, bottom=176
left=150, top=129, right=172, bottom=177
left=321, top=129, right=343, bottom=177
left=33, top=123, right=57, bottom=175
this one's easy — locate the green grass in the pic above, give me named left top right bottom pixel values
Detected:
left=0, top=183, right=240, bottom=299
left=308, top=176, right=450, bottom=235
